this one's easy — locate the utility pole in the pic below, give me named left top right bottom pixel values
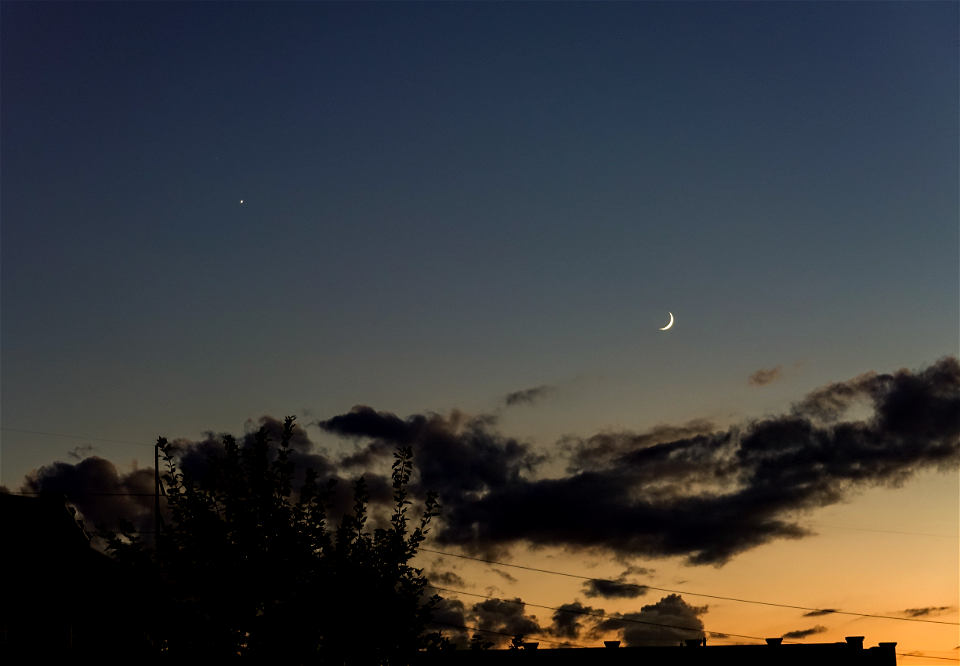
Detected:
left=154, top=440, right=164, bottom=652
left=155, top=442, right=161, bottom=553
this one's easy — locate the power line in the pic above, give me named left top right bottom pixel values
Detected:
left=11, top=492, right=957, bottom=627
left=895, top=654, right=959, bottom=663
left=426, top=585, right=766, bottom=643
left=0, top=427, right=156, bottom=447
left=804, top=523, right=959, bottom=540
left=418, top=548, right=960, bottom=627
left=6, top=440, right=956, bottom=630
left=62, top=523, right=960, bottom=655
left=430, top=588, right=960, bottom=660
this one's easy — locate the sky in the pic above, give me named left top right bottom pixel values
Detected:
left=1, top=1, right=958, bottom=660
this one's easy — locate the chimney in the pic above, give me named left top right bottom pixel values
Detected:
left=604, top=641, right=621, bottom=648
left=845, top=637, right=865, bottom=649
left=766, top=638, right=783, bottom=645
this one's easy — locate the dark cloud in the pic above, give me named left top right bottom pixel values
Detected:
left=375, top=357, right=957, bottom=565
left=550, top=601, right=603, bottom=639
left=802, top=609, right=837, bottom=617
left=425, top=597, right=471, bottom=648
left=782, top=625, right=827, bottom=640
left=592, top=594, right=706, bottom=646
left=566, top=419, right=717, bottom=473
left=428, top=571, right=469, bottom=588
left=167, top=415, right=335, bottom=484
left=67, top=444, right=97, bottom=460
left=488, top=568, right=518, bottom=584
left=749, top=366, right=783, bottom=386
left=472, top=598, right=543, bottom=644
left=20, top=456, right=155, bottom=542
left=20, top=357, right=960, bottom=574
left=320, top=406, right=546, bottom=557
left=19, top=416, right=381, bottom=543
left=319, top=405, right=416, bottom=442
left=504, top=385, right=557, bottom=408
left=582, top=568, right=649, bottom=599
left=336, top=439, right=396, bottom=469
left=899, top=606, right=955, bottom=618
left=583, top=579, right=647, bottom=599
left=425, top=595, right=545, bottom=648
left=162, top=416, right=386, bottom=526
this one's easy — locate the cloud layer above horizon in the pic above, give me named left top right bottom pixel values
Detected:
left=15, top=357, right=960, bottom=567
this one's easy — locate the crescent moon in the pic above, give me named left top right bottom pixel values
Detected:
left=659, top=312, right=674, bottom=331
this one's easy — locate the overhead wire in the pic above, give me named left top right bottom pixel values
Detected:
left=8, top=490, right=957, bottom=626
left=0, top=427, right=155, bottom=447
left=5, top=428, right=958, bottom=631
left=425, top=585, right=766, bottom=643
left=894, top=654, right=959, bottom=662
left=428, top=586, right=960, bottom=661
left=418, top=548, right=960, bottom=626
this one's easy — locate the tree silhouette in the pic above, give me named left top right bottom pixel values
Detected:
left=98, top=416, right=447, bottom=663
left=470, top=633, right=494, bottom=651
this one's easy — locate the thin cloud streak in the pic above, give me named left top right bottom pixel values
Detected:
left=504, top=385, right=557, bottom=408
left=782, top=625, right=827, bottom=639
left=749, top=366, right=783, bottom=386
left=899, top=606, right=956, bottom=618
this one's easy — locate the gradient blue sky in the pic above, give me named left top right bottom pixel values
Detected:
left=1, top=1, right=958, bottom=655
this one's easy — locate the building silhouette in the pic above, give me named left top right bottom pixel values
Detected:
left=412, top=637, right=898, bottom=665
left=0, top=493, right=151, bottom=656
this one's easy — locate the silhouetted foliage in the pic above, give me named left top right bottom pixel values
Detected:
left=98, top=416, right=446, bottom=663
left=470, top=633, right=494, bottom=650
left=509, top=634, right=525, bottom=650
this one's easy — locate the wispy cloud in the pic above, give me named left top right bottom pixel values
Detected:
left=504, top=384, right=557, bottom=407
left=428, top=570, right=470, bottom=588
left=749, top=365, right=783, bottom=386
left=67, top=444, right=97, bottom=460
left=782, top=625, right=827, bottom=640
left=898, top=606, right=955, bottom=618
left=488, top=568, right=518, bottom=584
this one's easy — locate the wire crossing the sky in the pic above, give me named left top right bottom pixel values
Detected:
left=425, top=585, right=765, bottom=642
left=5, top=427, right=957, bottom=630
left=418, top=548, right=960, bottom=626
left=425, top=586, right=960, bottom=661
